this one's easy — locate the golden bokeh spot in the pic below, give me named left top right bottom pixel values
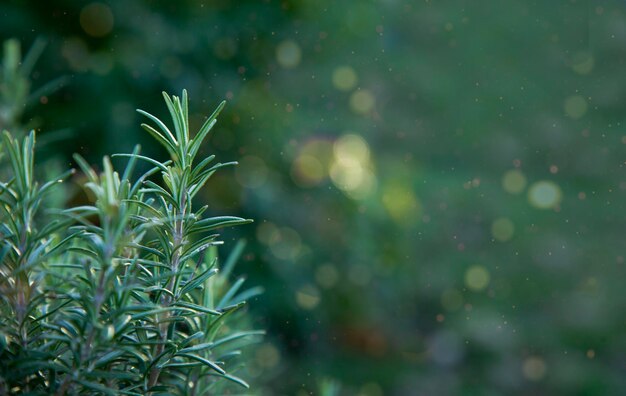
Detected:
left=80, top=3, right=114, bottom=38
left=522, top=356, right=547, bottom=381
left=300, top=139, right=333, bottom=164
left=564, top=94, right=588, bottom=119
left=330, top=160, right=365, bottom=190
left=295, top=284, right=321, bottom=310
left=269, top=227, right=302, bottom=260
left=332, top=66, right=358, bottom=91
left=464, top=265, right=490, bottom=292
left=330, top=133, right=376, bottom=200
left=528, top=180, right=562, bottom=209
left=381, top=183, right=421, bottom=225
left=292, top=138, right=334, bottom=187
left=300, top=139, right=333, bottom=159
left=334, top=133, right=370, bottom=165
left=276, top=40, right=302, bottom=69
left=291, top=154, right=324, bottom=187
left=491, top=217, right=515, bottom=242
left=256, top=222, right=279, bottom=245
left=344, top=169, right=376, bottom=200
left=255, top=343, right=280, bottom=369
left=441, top=288, right=463, bottom=311
left=349, top=89, right=375, bottom=114
left=502, top=169, right=527, bottom=194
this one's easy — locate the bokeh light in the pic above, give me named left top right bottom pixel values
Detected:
left=502, top=169, right=527, bottom=194
left=441, top=288, right=463, bottom=311
left=79, top=3, right=114, bottom=38
left=563, top=95, right=588, bottom=119
left=381, top=183, right=420, bottom=225
left=522, top=356, right=547, bottom=381
left=491, top=217, right=515, bottom=242
left=332, top=66, right=358, bottom=91
left=256, top=221, right=278, bottom=246
left=334, top=134, right=370, bottom=163
left=255, top=343, right=281, bottom=370
left=291, top=155, right=324, bottom=187
left=349, top=89, right=375, bottom=114
left=329, top=133, right=377, bottom=199
left=268, top=227, right=302, bottom=260
left=276, top=40, right=302, bottom=69
left=291, top=138, right=333, bottom=187
left=295, top=284, right=321, bottom=310
left=4, top=1, right=625, bottom=393
left=464, top=265, right=490, bottom=292
left=528, top=180, right=562, bottom=209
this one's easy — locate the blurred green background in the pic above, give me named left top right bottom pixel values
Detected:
left=2, top=0, right=625, bottom=394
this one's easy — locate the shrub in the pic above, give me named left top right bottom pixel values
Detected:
left=0, top=87, right=262, bottom=394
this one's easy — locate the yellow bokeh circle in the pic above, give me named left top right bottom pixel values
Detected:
left=464, top=265, right=490, bottom=292
left=491, top=217, right=515, bottom=242
left=502, top=170, right=527, bottom=194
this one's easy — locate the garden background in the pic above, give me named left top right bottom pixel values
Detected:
left=1, top=0, right=625, bottom=394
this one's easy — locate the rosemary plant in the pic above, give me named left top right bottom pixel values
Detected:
left=0, top=131, right=74, bottom=393
left=0, top=90, right=262, bottom=394
left=0, top=38, right=66, bottom=134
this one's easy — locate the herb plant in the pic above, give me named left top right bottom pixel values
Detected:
left=0, top=38, right=66, bottom=135
left=0, top=87, right=262, bottom=394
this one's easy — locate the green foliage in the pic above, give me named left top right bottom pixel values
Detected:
left=0, top=39, right=32, bottom=132
left=4, top=2, right=626, bottom=394
left=0, top=90, right=261, bottom=394
left=0, top=38, right=65, bottom=134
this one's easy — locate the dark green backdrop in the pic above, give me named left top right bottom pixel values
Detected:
left=1, top=0, right=625, bottom=394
